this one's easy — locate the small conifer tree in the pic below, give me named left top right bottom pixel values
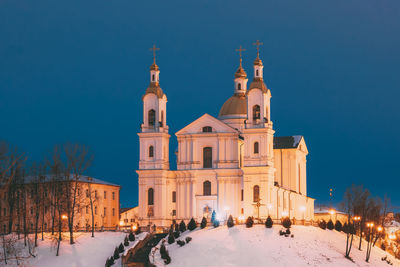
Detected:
left=200, top=217, right=207, bottom=229
left=227, top=215, right=234, bottom=228
left=174, top=223, right=179, bottom=232
left=113, top=247, right=120, bottom=259
left=173, top=230, right=180, bottom=238
left=118, top=243, right=124, bottom=253
left=327, top=219, right=334, bottom=230
left=282, top=217, right=291, bottom=229
left=188, top=218, right=197, bottom=231
left=105, top=257, right=111, bottom=267
left=128, top=231, right=135, bottom=242
left=179, top=220, right=187, bottom=232
left=213, top=219, right=220, bottom=227
left=245, top=216, right=254, bottom=228
left=319, top=220, right=327, bottom=230
left=124, top=235, right=129, bottom=246
left=211, top=210, right=216, bottom=224
left=334, top=220, right=343, bottom=232
left=265, top=216, right=273, bottom=228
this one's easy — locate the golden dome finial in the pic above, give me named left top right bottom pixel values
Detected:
left=149, top=44, right=160, bottom=64
left=253, top=40, right=263, bottom=59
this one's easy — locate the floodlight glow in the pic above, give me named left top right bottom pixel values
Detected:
left=61, top=215, right=68, bottom=220
left=300, top=206, right=306, bottom=212
left=132, top=224, right=137, bottom=231
left=329, top=209, right=335, bottom=215
left=238, top=215, right=245, bottom=222
left=389, top=234, right=396, bottom=240
left=119, top=221, right=124, bottom=226
left=282, top=211, right=288, bottom=217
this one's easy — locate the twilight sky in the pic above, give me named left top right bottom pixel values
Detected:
left=1, top=0, right=399, bottom=209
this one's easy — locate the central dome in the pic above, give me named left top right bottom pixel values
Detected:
left=219, top=93, right=247, bottom=118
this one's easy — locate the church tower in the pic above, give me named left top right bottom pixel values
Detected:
left=138, top=45, right=170, bottom=170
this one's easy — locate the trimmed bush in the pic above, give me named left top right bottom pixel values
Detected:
left=160, top=243, right=167, bottom=257
left=173, top=231, right=180, bottom=239
left=128, top=232, right=135, bottom=242
left=185, top=237, right=192, bottom=244
left=213, top=219, right=220, bottom=228
left=118, top=243, right=124, bottom=253
left=188, top=218, right=197, bottom=231
left=124, top=235, right=129, bottom=246
left=179, top=220, right=187, bottom=232
left=176, top=240, right=186, bottom=247
left=113, top=247, right=120, bottom=259
left=282, top=217, right=291, bottom=229
left=174, top=223, right=179, bottom=232
left=227, top=215, right=234, bottom=228
left=334, top=220, right=343, bottom=232
left=319, top=220, right=327, bottom=230
left=245, top=216, right=254, bottom=228
left=327, top=219, right=334, bottom=230
left=105, top=257, right=111, bottom=267
left=265, top=216, right=273, bottom=228
left=168, top=233, right=175, bottom=244
left=163, top=251, right=171, bottom=264
left=135, top=224, right=141, bottom=235
left=200, top=217, right=207, bottom=229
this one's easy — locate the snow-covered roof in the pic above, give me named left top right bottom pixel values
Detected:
left=23, top=174, right=120, bottom=187
left=273, top=136, right=303, bottom=149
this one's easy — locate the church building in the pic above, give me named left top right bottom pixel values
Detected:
left=136, top=43, right=314, bottom=227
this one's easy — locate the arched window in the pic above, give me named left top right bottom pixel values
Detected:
left=265, top=107, right=269, bottom=122
left=160, top=111, right=164, bottom=127
left=203, top=147, right=212, bottom=168
left=148, top=188, right=154, bottom=205
left=256, top=69, right=259, bottom=76
left=152, top=74, right=155, bottom=81
left=253, top=185, right=260, bottom=202
left=238, top=83, right=241, bottom=90
left=203, top=181, right=211, bottom=196
left=253, top=105, right=260, bottom=121
left=148, top=109, right=156, bottom=126
left=149, top=146, right=154, bottom=157
left=254, top=142, right=259, bottom=154
left=202, top=126, right=212, bottom=132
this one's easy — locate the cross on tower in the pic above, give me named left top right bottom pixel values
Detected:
left=253, top=40, right=263, bottom=58
left=149, top=44, right=160, bottom=64
left=235, top=45, right=246, bottom=67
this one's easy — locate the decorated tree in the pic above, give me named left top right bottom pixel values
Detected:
left=265, top=216, right=273, bottom=228
left=211, top=210, right=216, bottom=224
left=213, top=219, right=220, bottom=228
left=227, top=215, right=234, bottom=228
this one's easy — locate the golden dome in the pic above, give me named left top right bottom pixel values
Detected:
left=150, top=62, right=159, bottom=71
left=219, top=93, right=247, bottom=117
left=253, top=57, right=263, bottom=66
left=234, top=66, right=247, bottom=79
left=248, top=77, right=268, bottom=94
left=143, top=82, right=164, bottom=99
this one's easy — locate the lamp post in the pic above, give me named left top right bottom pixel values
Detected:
left=365, top=222, right=375, bottom=262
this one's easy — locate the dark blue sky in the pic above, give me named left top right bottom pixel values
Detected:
left=1, top=1, right=399, bottom=209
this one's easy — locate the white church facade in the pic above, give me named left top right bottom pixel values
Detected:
left=137, top=45, right=314, bottom=227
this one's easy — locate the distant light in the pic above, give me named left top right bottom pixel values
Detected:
left=329, top=209, right=335, bottom=215
left=389, top=234, right=396, bottom=240
left=300, top=206, right=306, bottom=212
left=132, top=224, right=137, bottom=231
left=377, top=226, right=383, bottom=232
left=119, top=221, right=124, bottom=226
left=282, top=211, right=288, bottom=217
left=61, top=215, right=68, bottom=220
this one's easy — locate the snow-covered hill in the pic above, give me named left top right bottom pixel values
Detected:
left=153, top=225, right=400, bottom=267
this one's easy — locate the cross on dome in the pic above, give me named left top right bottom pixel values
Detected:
left=253, top=40, right=263, bottom=59
left=149, top=44, right=160, bottom=64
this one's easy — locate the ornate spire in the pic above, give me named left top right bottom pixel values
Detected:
left=235, top=45, right=247, bottom=79
left=149, top=44, right=160, bottom=71
left=253, top=40, right=263, bottom=66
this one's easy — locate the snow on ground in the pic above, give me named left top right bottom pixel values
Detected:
left=153, top=225, right=400, bottom=267
left=3, top=231, right=146, bottom=267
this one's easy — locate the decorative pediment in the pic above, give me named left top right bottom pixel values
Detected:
left=176, top=113, right=239, bottom=136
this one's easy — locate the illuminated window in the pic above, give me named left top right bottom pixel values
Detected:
left=149, top=146, right=154, bottom=157
left=253, top=185, right=260, bottom=202
left=254, top=142, right=259, bottom=154
left=148, top=188, right=154, bottom=205
left=202, top=126, right=212, bottom=132
left=172, top=191, right=176, bottom=203
left=203, top=147, right=212, bottom=168
left=203, top=181, right=211, bottom=196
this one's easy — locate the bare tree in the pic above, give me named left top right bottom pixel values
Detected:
left=341, top=187, right=356, bottom=259
left=86, top=178, right=99, bottom=237
left=63, top=143, right=93, bottom=244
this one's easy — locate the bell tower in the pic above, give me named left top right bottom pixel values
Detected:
left=138, top=45, right=170, bottom=170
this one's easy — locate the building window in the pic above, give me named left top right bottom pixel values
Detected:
left=104, top=191, right=107, bottom=199
left=172, top=210, right=176, bottom=216
left=30, top=207, right=33, bottom=215
left=238, top=83, right=241, bottom=90
left=3, top=208, right=6, bottom=216
left=172, top=191, right=176, bottom=203
left=148, top=109, right=156, bottom=126
left=203, top=181, right=211, bottom=196
left=241, top=189, right=244, bottom=201
left=86, top=189, right=89, bottom=197
left=112, top=208, right=115, bottom=216
left=95, top=206, right=97, bottom=215
left=160, top=111, right=164, bottom=127
left=254, top=142, right=259, bottom=154
left=112, top=192, right=115, bottom=200
left=149, top=146, right=154, bottom=157
left=253, top=105, right=260, bottom=121
left=253, top=185, right=260, bottom=202
left=104, top=207, right=106, bottom=216
left=152, top=74, right=155, bottom=82
left=256, top=69, right=259, bottom=76
left=148, top=188, right=154, bottom=205
left=86, top=206, right=89, bottom=214
left=203, top=147, right=212, bottom=168
left=95, top=190, right=97, bottom=198
left=202, top=126, right=212, bottom=133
